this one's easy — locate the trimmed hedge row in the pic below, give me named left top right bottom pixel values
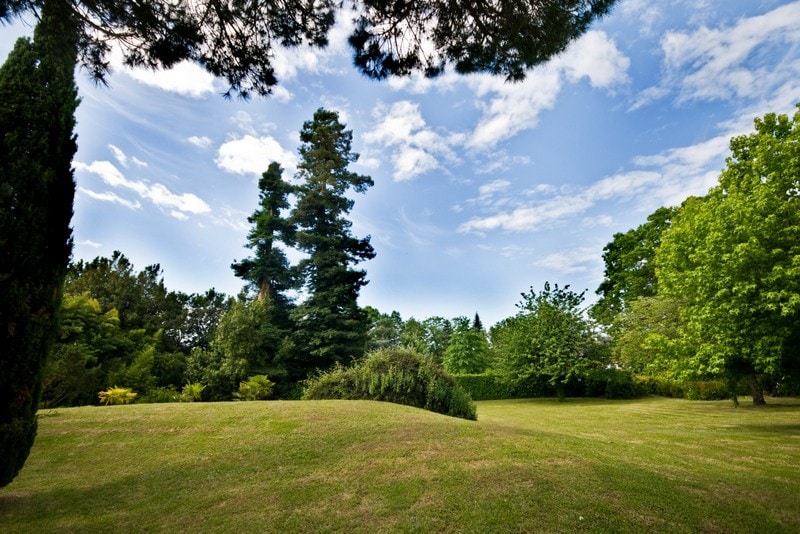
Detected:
left=454, top=369, right=744, bottom=401
left=453, top=368, right=647, bottom=401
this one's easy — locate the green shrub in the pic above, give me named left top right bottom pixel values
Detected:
left=98, top=387, right=137, bottom=405
left=452, top=373, right=514, bottom=400
left=180, top=382, right=205, bottom=402
left=581, top=368, right=646, bottom=400
left=137, top=387, right=180, bottom=403
left=634, top=376, right=735, bottom=400
left=683, top=380, right=730, bottom=401
left=303, top=347, right=477, bottom=420
left=236, top=375, right=274, bottom=401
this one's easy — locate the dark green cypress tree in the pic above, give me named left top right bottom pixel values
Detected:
left=290, top=108, right=375, bottom=371
left=0, top=2, right=79, bottom=486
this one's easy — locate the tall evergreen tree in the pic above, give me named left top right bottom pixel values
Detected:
left=231, top=161, right=296, bottom=312
left=290, top=108, right=375, bottom=370
left=0, top=1, right=79, bottom=486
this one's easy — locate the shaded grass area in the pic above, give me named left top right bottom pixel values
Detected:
left=1, top=397, right=799, bottom=532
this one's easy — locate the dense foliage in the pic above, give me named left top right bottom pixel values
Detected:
left=655, top=108, right=800, bottom=404
left=0, top=0, right=618, bottom=98
left=591, top=106, right=800, bottom=404
left=0, top=2, right=78, bottom=487
left=303, top=347, right=477, bottom=420
left=492, top=283, right=601, bottom=401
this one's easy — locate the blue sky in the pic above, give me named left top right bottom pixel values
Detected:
left=2, top=0, right=799, bottom=327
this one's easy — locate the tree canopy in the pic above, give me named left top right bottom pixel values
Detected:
left=655, top=107, right=800, bottom=404
left=492, top=283, right=597, bottom=401
left=0, top=0, right=618, bottom=98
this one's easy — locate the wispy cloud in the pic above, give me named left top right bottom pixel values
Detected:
left=122, top=60, right=217, bottom=98
left=466, top=31, right=629, bottom=151
left=633, top=2, right=800, bottom=109
left=533, top=246, right=601, bottom=276
left=78, top=187, right=141, bottom=210
left=75, top=160, right=211, bottom=218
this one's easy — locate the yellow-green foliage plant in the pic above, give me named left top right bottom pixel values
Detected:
left=237, top=375, right=274, bottom=400
left=180, top=383, right=205, bottom=402
left=97, top=387, right=137, bottom=405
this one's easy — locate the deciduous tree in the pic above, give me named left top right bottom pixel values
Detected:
left=656, top=107, right=800, bottom=404
left=492, top=283, right=595, bottom=401
left=591, top=206, right=677, bottom=327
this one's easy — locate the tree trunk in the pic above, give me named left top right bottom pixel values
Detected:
left=749, top=374, right=766, bottom=405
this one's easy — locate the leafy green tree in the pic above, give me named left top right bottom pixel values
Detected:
left=492, top=283, right=595, bottom=401
left=174, top=288, right=232, bottom=352
left=2, top=0, right=617, bottom=98
left=591, top=206, right=677, bottom=327
left=189, top=297, right=295, bottom=399
left=0, top=2, right=79, bottom=486
left=65, top=252, right=186, bottom=341
left=656, top=108, right=800, bottom=405
left=365, top=307, right=404, bottom=351
left=231, top=161, right=296, bottom=311
left=443, top=316, right=490, bottom=374
left=421, top=316, right=453, bottom=364
left=42, top=294, right=130, bottom=407
left=290, top=108, right=375, bottom=370
left=611, top=296, right=683, bottom=375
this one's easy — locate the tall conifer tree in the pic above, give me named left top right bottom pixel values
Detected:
left=290, top=108, right=375, bottom=370
left=231, top=162, right=296, bottom=313
left=0, top=1, right=79, bottom=486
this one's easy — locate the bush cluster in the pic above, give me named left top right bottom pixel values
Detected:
left=302, top=348, right=477, bottom=420
left=634, top=376, right=734, bottom=400
left=454, top=368, right=647, bottom=401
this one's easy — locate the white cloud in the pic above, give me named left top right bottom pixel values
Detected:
left=215, top=135, right=298, bottom=176
left=131, top=156, right=147, bottom=168
left=365, top=101, right=462, bottom=181
left=478, top=179, right=511, bottom=198
left=457, top=141, right=724, bottom=235
left=76, top=239, right=103, bottom=248
left=561, top=31, right=631, bottom=89
left=124, top=61, right=217, bottom=97
left=75, top=161, right=211, bottom=217
left=533, top=247, right=600, bottom=275
left=467, top=31, right=628, bottom=151
left=188, top=136, right=212, bottom=149
left=108, top=144, right=128, bottom=167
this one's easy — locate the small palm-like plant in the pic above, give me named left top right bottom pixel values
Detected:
left=98, top=386, right=138, bottom=405
left=237, top=375, right=274, bottom=401
left=181, top=382, right=205, bottom=402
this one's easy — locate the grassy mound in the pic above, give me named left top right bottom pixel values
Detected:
left=1, top=397, right=799, bottom=532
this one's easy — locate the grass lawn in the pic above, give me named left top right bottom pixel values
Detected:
left=1, top=396, right=799, bottom=533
